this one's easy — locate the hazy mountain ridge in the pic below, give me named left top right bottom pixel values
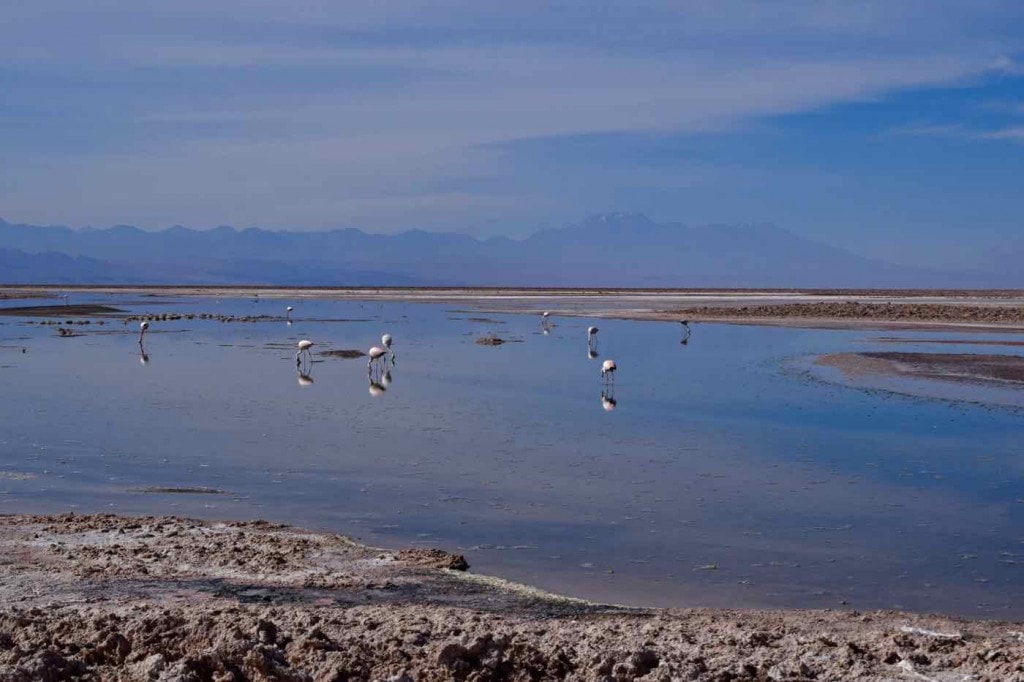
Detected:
left=0, top=214, right=1013, bottom=286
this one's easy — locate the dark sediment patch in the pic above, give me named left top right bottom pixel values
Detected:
left=320, top=349, right=367, bottom=359
left=475, top=336, right=506, bottom=346
left=0, top=304, right=123, bottom=317
left=870, top=336, right=1024, bottom=347
left=130, top=486, right=230, bottom=495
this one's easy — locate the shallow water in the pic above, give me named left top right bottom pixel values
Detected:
left=1, top=294, right=1022, bottom=618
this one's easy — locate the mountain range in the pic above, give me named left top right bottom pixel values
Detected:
left=0, top=213, right=1014, bottom=287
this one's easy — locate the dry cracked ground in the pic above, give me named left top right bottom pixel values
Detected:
left=0, top=514, right=1022, bottom=681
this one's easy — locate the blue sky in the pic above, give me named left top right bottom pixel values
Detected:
left=3, top=1, right=1024, bottom=268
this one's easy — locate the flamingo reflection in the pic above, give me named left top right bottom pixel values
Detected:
left=680, top=320, right=691, bottom=346
left=368, top=374, right=387, bottom=397
left=601, top=388, right=617, bottom=411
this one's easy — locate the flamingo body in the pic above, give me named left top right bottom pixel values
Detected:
left=367, top=346, right=387, bottom=370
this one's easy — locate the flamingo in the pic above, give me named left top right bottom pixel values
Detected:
left=139, top=321, right=149, bottom=342
left=367, top=346, right=387, bottom=371
left=286, top=306, right=294, bottom=320
left=296, top=339, right=314, bottom=366
left=587, top=325, right=599, bottom=352
left=540, top=311, right=551, bottom=326
left=381, top=333, right=395, bottom=362
left=601, top=359, right=617, bottom=383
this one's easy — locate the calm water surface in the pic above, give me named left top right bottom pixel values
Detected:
left=1, top=294, right=1022, bottom=618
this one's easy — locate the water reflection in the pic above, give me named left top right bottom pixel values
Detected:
left=297, top=371, right=314, bottom=387
left=367, top=374, right=387, bottom=397
left=587, top=348, right=599, bottom=360
left=138, top=340, right=150, bottom=365
left=600, top=388, right=617, bottom=411
left=680, top=320, right=692, bottom=346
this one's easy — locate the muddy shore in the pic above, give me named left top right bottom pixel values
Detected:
left=1, top=514, right=1022, bottom=681
left=817, top=352, right=1024, bottom=388
left=662, top=302, right=1024, bottom=329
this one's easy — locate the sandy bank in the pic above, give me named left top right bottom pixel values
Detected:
left=6, top=286, right=1024, bottom=332
left=1, top=513, right=1021, bottom=681
left=0, top=303, right=124, bottom=317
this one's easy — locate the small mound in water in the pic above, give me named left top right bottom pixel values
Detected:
left=0, top=472, right=36, bottom=481
left=395, top=548, right=470, bottom=571
left=475, top=336, right=506, bottom=346
left=131, top=486, right=229, bottom=495
left=320, top=349, right=367, bottom=359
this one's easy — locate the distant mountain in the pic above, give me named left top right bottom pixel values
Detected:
left=0, top=249, right=139, bottom=284
left=0, top=213, right=1014, bottom=287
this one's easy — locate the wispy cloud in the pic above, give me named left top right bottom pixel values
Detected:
left=978, top=125, right=1024, bottom=140
left=2, top=0, right=1024, bottom=233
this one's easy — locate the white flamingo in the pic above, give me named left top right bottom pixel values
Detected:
left=601, top=359, right=617, bottom=383
left=587, top=325, right=599, bottom=351
left=139, top=321, right=149, bottom=342
left=296, top=339, right=314, bottom=366
left=367, top=346, right=387, bottom=371
left=381, top=333, right=395, bottom=362
left=286, top=306, right=294, bottom=320
left=541, top=311, right=551, bottom=326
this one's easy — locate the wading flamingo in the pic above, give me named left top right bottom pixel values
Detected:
left=601, top=359, right=617, bottom=383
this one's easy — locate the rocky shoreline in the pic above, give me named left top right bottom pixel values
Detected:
left=1, top=513, right=1022, bottom=681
